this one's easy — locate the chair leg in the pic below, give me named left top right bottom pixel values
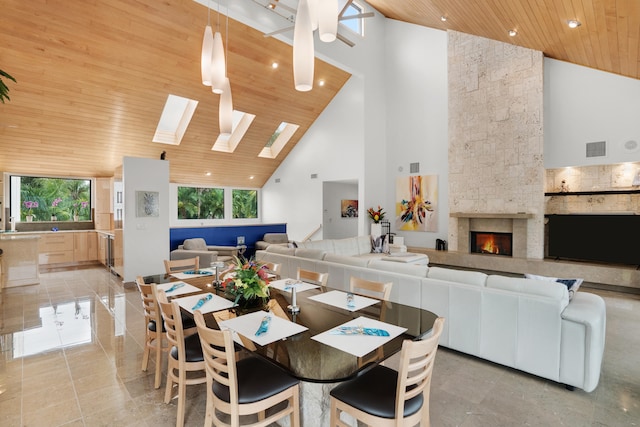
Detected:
left=164, top=362, right=174, bottom=404
left=330, top=397, right=337, bottom=427
left=141, top=335, right=151, bottom=371
left=204, top=389, right=214, bottom=427
left=176, top=369, right=187, bottom=427
left=154, top=335, right=163, bottom=389
left=291, top=386, right=300, bottom=427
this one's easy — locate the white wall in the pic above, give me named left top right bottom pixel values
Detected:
left=544, top=58, right=640, bottom=168
left=122, top=157, right=170, bottom=282
left=322, top=181, right=359, bottom=239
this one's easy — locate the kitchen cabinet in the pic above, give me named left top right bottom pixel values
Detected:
left=74, top=231, right=98, bottom=262
left=39, top=233, right=74, bottom=265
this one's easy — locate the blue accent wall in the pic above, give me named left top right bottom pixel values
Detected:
left=170, top=223, right=287, bottom=257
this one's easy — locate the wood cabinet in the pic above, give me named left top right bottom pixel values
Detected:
left=74, top=231, right=98, bottom=262
left=97, top=233, right=107, bottom=266
left=94, top=177, right=113, bottom=230
left=38, top=231, right=98, bottom=266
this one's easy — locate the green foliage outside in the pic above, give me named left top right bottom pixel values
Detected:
left=177, top=187, right=224, bottom=219
left=17, top=176, right=91, bottom=221
left=232, top=189, right=258, bottom=219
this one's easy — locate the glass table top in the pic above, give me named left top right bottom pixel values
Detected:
left=143, top=273, right=438, bottom=383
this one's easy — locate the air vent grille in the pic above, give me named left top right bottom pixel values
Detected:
left=275, top=178, right=280, bottom=183
left=586, top=141, right=606, bottom=158
left=410, top=162, right=420, bottom=173
left=310, top=173, right=318, bottom=179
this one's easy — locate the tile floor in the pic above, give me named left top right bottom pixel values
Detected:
left=0, top=266, right=638, bottom=426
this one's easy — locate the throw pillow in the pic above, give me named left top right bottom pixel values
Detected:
left=371, top=234, right=388, bottom=254
left=524, top=273, right=583, bottom=300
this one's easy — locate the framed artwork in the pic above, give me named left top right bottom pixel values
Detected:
left=136, top=191, right=159, bottom=217
left=395, top=175, right=438, bottom=232
left=341, top=199, right=358, bottom=218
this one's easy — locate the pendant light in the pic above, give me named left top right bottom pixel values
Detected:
left=211, top=2, right=226, bottom=94
left=200, top=3, right=214, bottom=86
left=318, top=0, right=338, bottom=42
left=218, top=3, right=232, bottom=136
left=293, top=0, right=314, bottom=92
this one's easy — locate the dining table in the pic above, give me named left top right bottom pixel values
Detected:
left=143, top=269, right=438, bottom=427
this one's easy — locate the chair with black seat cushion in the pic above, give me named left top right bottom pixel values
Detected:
left=164, top=256, right=199, bottom=275
left=350, top=276, right=393, bottom=301
left=329, top=317, right=445, bottom=427
left=136, top=276, right=167, bottom=389
left=194, top=310, right=301, bottom=427
left=157, top=290, right=206, bottom=427
left=296, top=268, right=328, bottom=287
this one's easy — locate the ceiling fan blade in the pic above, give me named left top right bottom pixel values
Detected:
left=339, top=12, right=374, bottom=21
left=336, top=32, right=355, bottom=47
left=263, top=25, right=295, bottom=37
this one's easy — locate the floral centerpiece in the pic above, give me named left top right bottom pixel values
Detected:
left=222, top=256, right=271, bottom=310
left=367, top=205, right=386, bottom=223
left=23, top=200, right=38, bottom=221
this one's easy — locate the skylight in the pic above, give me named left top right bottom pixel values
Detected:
left=258, top=122, right=299, bottom=159
left=211, top=110, right=256, bottom=153
left=152, top=94, right=198, bottom=145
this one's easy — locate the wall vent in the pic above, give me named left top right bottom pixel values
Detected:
left=310, top=173, right=318, bottom=179
left=586, top=141, right=606, bottom=158
left=410, top=162, right=420, bottom=173
left=275, top=178, right=280, bottom=183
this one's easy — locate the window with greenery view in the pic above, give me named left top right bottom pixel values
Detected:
left=232, top=189, right=258, bottom=219
left=11, top=176, right=92, bottom=222
left=177, top=186, right=224, bottom=219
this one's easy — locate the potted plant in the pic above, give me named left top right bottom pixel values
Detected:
left=51, top=197, right=62, bottom=221
left=222, top=256, right=271, bottom=313
left=23, top=200, right=38, bottom=221
left=0, top=69, right=16, bottom=103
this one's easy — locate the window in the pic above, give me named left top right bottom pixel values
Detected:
left=258, top=122, right=299, bottom=159
left=339, top=0, right=364, bottom=35
left=232, top=189, right=258, bottom=219
left=177, top=186, right=224, bottom=219
left=10, top=175, right=92, bottom=222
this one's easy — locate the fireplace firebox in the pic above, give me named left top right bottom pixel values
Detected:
left=470, top=231, right=513, bottom=256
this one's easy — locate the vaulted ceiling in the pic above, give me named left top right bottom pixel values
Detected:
left=1, top=0, right=638, bottom=188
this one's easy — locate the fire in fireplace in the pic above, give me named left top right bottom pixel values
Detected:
left=470, top=231, right=513, bottom=256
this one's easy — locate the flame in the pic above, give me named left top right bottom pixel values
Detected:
left=481, top=237, right=500, bottom=254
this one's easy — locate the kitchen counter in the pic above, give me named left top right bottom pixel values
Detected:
left=0, top=233, right=40, bottom=287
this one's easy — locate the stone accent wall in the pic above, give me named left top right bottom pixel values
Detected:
left=546, top=162, right=640, bottom=213
left=448, top=31, right=545, bottom=259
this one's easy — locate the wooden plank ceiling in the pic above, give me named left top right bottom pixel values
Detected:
left=2, top=0, right=638, bottom=188
left=366, top=0, right=640, bottom=81
left=0, top=0, right=351, bottom=187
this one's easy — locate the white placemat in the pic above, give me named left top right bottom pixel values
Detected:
left=311, top=316, right=407, bottom=357
left=175, top=292, right=236, bottom=314
left=308, top=290, right=379, bottom=312
left=218, top=310, right=308, bottom=347
left=157, top=281, right=202, bottom=297
left=170, top=267, right=216, bottom=280
left=269, top=278, right=320, bottom=293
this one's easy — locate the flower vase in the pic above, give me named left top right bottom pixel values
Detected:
left=26, top=215, right=34, bottom=222
left=73, top=215, right=79, bottom=221
left=51, top=215, right=57, bottom=221
left=370, top=223, right=382, bottom=238
left=233, top=296, right=268, bottom=315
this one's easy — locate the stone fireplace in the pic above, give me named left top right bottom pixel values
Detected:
left=451, top=213, right=534, bottom=259
left=470, top=231, right=513, bottom=256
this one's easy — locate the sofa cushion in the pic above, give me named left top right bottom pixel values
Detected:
left=524, top=273, right=583, bottom=300
left=332, top=237, right=362, bottom=256
left=294, top=248, right=326, bottom=260
left=355, top=235, right=373, bottom=255
left=263, top=233, right=289, bottom=244
left=324, top=253, right=370, bottom=267
left=486, top=275, right=569, bottom=302
left=427, top=266, right=487, bottom=287
left=183, top=238, right=207, bottom=250
left=266, top=245, right=296, bottom=256
left=368, top=259, right=429, bottom=277
left=297, top=239, right=335, bottom=252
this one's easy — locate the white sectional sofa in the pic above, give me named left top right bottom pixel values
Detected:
left=256, top=236, right=606, bottom=392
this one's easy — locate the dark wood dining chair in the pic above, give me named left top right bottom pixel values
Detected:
left=329, top=317, right=445, bottom=427
left=194, top=310, right=301, bottom=427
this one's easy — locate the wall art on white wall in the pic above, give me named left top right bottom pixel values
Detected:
left=136, top=190, right=159, bottom=217
left=395, top=175, right=438, bottom=232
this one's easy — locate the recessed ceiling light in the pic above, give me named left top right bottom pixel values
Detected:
left=440, top=16, right=447, bottom=22
left=508, top=29, right=518, bottom=37
left=205, top=172, right=211, bottom=176
left=567, top=20, right=581, bottom=28
left=271, top=62, right=279, bottom=69
left=249, top=176, right=254, bottom=180
left=318, top=79, right=325, bottom=87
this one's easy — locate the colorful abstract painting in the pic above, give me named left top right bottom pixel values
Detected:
left=395, top=175, right=438, bottom=232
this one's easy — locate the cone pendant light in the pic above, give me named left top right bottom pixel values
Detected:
left=211, top=31, right=226, bottom=94
left=318, top=0, right=338, bottom=42
left=219, top=77, right=233, bottom=136
left=293, top=0, right=314, bottom=92
left=201, top=25, right=214, bottom=86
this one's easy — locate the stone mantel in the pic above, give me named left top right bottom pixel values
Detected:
left=450, top=213, right=535, bottom=219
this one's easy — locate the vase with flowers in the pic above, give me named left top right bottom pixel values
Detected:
left=23, top=200, right=38, bottom=221
left=51, top=197, right=62, bottom=221
left=72, top=200, right=89, bottom=221
left=222, top=256, right=271, bottom=313
left=367, top=205, right=386, bottom=224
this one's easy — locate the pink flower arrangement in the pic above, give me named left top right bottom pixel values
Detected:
left=23, top=200, right=38, bottom=215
